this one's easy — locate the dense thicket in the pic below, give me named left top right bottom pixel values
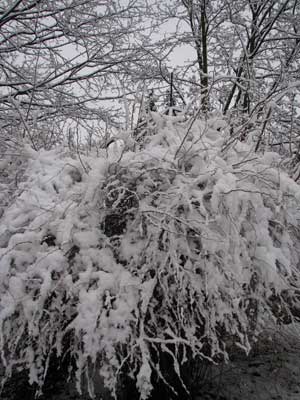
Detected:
left=1, top=113, right=300, bottom=398
left=1, top=1, right=300, bottom=399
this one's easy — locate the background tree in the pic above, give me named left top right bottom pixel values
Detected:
left=0, top=0, right=166, bottom=152
left=159, top=0, right=300, bottom=152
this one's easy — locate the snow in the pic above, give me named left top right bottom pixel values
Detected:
left=1, top=112, right=300, bottom=398
left=197, top=325, right=300, bottom=400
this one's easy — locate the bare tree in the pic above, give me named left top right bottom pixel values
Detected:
left=160, top=0, right=300, bottom=149
left=0, top=0, right=162, bottom=150
left=182, top=0, right=209, bottom=112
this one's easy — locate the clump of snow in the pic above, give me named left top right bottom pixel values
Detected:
left=1, top=113, right=300, bottom=398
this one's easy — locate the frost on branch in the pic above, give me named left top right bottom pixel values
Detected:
left=1, top=114, right=300, bottom=398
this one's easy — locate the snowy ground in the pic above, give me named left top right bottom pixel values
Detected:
left=1, top=325, right=300, bottom=400
left=197, top=325, right=300, bottom=400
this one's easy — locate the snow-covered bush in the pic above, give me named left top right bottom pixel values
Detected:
left=0, top=148, right=29, bottom=221
left=1, top=113, right=300, bottom=398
